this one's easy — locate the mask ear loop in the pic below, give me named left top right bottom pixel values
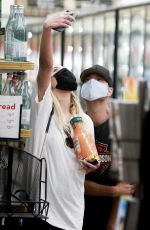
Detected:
left=52, top=65, right=64, bottom=76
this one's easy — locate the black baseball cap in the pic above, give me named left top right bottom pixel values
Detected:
left=80, top=65, right=113, bottom=87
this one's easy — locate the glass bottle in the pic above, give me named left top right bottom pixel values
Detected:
left=4, top=5, right=18, bottom=61
left=70, top=115, right=99, bottom=163
left=1, top=73, right=12, bottom=95
left=21, top=80, right=31, bottom=130
left=15, top=71, right=26, bottom=96
left=12, top=5, right=27, bottom=62
left=10, top=72, right=17, bottom=95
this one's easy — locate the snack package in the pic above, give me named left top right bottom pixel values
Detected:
left=70, top=115, right=99, bottom=164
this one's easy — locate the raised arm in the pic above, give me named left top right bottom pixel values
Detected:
left=37, top=11, right=75, bottom=101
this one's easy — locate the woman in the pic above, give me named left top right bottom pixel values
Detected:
left=25, top=11, right=100, bottom=230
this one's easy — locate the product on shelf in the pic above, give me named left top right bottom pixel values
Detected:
left=4, top=4, right=27, bottom=62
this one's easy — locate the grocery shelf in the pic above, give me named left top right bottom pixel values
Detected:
left=0, top=59, right=35, bottom=72
left=20, top=129, right=32, bottom=138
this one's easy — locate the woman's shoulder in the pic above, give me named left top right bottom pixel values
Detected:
left=82, top=112, right=93, bottom=125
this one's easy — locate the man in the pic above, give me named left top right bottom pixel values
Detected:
left=80, top=65, right=135, bottom=230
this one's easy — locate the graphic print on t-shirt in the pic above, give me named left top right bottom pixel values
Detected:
left=96, top=139, right=111, bottom=174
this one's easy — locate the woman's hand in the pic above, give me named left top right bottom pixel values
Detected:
left=43, top=11, right=75, bottom=30
left=80, top=158, right=100, bottom=173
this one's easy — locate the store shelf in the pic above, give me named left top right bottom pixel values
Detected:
left=0, top=59, right=34, bottom=72
left=20, top=129, right=32, bottom=138
left=0, top=60, right=34, bottom=140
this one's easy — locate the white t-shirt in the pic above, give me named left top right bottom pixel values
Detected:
left=26, top=83, right=95, bottom=230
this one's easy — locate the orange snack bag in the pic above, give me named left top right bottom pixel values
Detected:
left=70, top=115, right=99, bottom=163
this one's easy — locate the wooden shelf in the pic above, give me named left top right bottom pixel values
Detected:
left=0, top=59, right=35, bottom=72
left=20, top=129, right=32, bottom=138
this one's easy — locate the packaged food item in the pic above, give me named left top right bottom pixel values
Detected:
left=70, top=115, right=99, bottom=164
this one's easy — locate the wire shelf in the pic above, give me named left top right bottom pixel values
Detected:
left=0, top=145, right=49, bottom=219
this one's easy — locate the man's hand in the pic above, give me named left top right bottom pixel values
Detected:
left=112, top=182, right=136, bottom=197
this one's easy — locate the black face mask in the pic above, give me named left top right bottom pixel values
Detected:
left=54, top=68, right=77, bottom=91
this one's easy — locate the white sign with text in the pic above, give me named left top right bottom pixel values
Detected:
left=0, top=96, right=22, bottom=139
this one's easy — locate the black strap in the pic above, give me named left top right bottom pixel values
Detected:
left=45, top=105, right=54, bottom=133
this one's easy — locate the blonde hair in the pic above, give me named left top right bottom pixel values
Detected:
left=51, top=91, right=84, bottom=127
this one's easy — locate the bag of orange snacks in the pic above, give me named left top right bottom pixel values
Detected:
left=70, top=115, right=99, bottom=164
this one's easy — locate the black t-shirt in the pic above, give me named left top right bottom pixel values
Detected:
left=83, top=120, right=117, bottom=230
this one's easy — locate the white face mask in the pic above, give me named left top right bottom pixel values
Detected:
left=81, top=79, right=108, bottom=101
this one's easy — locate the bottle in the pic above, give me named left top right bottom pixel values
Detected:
left=70, top=115, right=99, bottom=164
left=12, top=5, right=27, bottom=62
left=10, top=72, right=17, bottom=95
left=1, top=73, right=13, bottom=95
left=15, top=71, right=26, bottom=96
left=21, top=80, right=31, bottom=130
left=4, top=5, right=18, bottom=61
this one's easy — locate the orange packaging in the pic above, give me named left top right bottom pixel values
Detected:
left=123, top=76, right=139, bottom=101
left=70, top=115, right=99, bottom=163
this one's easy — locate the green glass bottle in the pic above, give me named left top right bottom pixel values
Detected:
left=21, top=80, right=31, bottom=130
left=4, top=5, right=17, bottom=61
left=13, top=5, right=27, bottom=62
left=1, top=73, right=12, bottom=95
left=15, top=71, right=26, bottom=96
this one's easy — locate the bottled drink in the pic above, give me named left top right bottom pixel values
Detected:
left=10, top=72, right=17, bottom=95
left=70, top=115, right=99, bottom=164
left=13, top=5, right=27, bottom=62
left=4, top=5, right=18, bottom=61
left=21, top=80, right=31, bottom=130
left=15, top=71, right=26, bottom=95
left=1, top=73, right=13, bottom=95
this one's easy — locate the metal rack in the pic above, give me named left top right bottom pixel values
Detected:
left=0, top=144, right=49, bottom=224
left=0, top=144, right=49, bottom=215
